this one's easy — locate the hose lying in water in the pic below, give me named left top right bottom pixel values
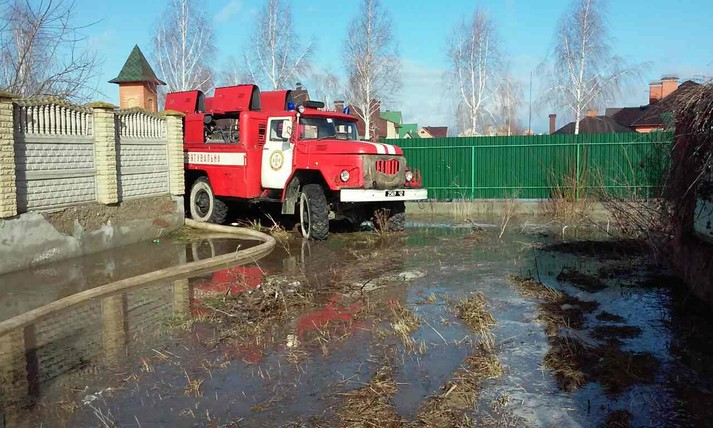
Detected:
left=0, top=219, right=276, bottom=337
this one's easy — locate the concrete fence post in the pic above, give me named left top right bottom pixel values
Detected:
left=89, top=102, right=119, bottom=205
left=163, top=111, right=185, bottom=196
left=0, top=91, right=17, bottom=218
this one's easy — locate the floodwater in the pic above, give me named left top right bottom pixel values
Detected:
left=1, top=221, right=712, bottom=427
left=0, top=234, right=256, bottom=322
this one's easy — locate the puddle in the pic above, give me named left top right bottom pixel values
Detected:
left=1, top=223, right=712, bottom=426
left=0, top=233, right=257, bottom=322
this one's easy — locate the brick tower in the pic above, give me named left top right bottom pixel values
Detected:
left=109, top=45, right=165, bottom=112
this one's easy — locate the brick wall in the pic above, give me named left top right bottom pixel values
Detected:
left=115, top=109, right=170, bottom=200
left=0, top=94, right=17, bottom=217
left=0, top=96, right=185, bottom=218
left=13, top=101, right=96, bottom=211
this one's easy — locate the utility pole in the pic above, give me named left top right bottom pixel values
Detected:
left=528, top=71, right=532, bottom=134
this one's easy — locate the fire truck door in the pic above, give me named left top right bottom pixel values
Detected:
left=261, top=117, right=294, bottom=189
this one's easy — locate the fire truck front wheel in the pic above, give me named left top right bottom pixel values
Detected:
left=374, top=202, right=406, bottom=232
left=189, top=177, right=228, bottom=224
left=299, top=184, right=329, bottom=240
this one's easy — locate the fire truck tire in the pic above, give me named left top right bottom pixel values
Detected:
left=189, top=177, right=228, bottom=224
left=386, top=211, right=406, bottom=232
left=299, top=184, right=329, bottom=240
left=374, top=202, right=406, bottom=232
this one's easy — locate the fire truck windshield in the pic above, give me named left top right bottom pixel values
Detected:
left=300, top=117, right=358, bottom=141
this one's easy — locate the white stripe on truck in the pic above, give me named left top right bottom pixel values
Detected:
left=185, top=152, right=246, bottom=166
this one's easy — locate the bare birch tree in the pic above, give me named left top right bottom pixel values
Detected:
left=307, top=70, right=343, bottom=110
left=495, top=73, right=523, bottom=136
left=153, top=0, right=215, bottom=94
left=539, top=0, right=643, bottom=134
left=0, top=0, right=100, bottom=100
left=344, top=0, right=400, bottom=140
left=243, top=0, right=312, bottom=90
left=220, top=55, right=245, bottom=86
left=447, top=9, right=500, bottom=136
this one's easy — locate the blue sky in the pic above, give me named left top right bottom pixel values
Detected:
left=78, top=0, right=713, bottom=133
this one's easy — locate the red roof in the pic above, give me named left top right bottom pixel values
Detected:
left=423, top=126, right=448, bottom=138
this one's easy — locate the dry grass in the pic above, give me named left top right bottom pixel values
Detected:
left=336, top=363, right=404, bottom=427
left=595, top=311, right=626, bottom=323
left=541, top=166, right=593, bottom=226
left=511, top=269, right=658, bottom=395
left=590, top=325, right=642, bottom=343
left=455, top=292, right=496, bottom=332
left=389, top=301, right=424, bottom=353
left=415, top=353, right=504, bottom=427
left=605, top=409, right=632, bottom=428
left=507, top=275, right=563, bottom=300
left=416, top=292, right=438, bottom=305
left=499, top=190, right=521, bottom=239
left=556, top=268, right=607, bottom=292
left=183, top=370, right=204, bottom=397
left=413, top=291, right=503, bottom=426
left=538, top=296, right=599, bottom=335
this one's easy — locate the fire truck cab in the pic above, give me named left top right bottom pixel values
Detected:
left=165, top=84, right=427, bottom=240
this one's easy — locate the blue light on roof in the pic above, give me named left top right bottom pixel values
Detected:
left=287, top=102, right=295, bottom=111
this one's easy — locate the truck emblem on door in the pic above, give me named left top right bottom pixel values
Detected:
left=269, top=150, right=284, bottom=170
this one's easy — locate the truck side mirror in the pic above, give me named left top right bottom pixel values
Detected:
left=281, top=120, right=292, bottom=140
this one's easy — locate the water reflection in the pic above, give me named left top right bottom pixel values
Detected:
left=0, top=235, right=261, bottom=424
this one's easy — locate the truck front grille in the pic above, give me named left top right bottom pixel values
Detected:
left=376, top=159, right=400, bottom=175
left=363, top=155, right=406, bottom=189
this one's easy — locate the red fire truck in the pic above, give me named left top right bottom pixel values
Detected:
left=165, top=85, right=427, bottom=240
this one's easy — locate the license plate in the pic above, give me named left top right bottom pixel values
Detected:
left=385, top=190, right=405, bottom=197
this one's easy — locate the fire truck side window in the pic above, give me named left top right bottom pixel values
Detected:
left=206, top=117, right=239, bottom=144
left=269, top=119, right=290, bottom=141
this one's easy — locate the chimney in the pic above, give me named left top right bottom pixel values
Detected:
left=334, top=100, right=345, bottom=112
left=649, top=80, right=663, bottom=104
left=549, top=114, right=557, bottom=134
left=485, top=124, right=494, bottom=136
left=586, top=109, right=598, bottom=117
left=661, top=75, right=679, bottom=99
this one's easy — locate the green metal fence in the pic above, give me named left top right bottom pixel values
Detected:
left=385, top=132, right=673, bottom=200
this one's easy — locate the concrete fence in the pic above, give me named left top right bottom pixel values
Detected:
left=0, top=93, right=185, bottom=218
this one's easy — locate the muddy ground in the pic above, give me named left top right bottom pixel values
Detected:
left=41, top=196, right=178, bottom=235
left=2, top=220, right=713, bottom=427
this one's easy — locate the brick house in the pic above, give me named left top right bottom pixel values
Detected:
left=551, top=76, right=700, bottom=135
left=418, top=126, right=448, bottom=138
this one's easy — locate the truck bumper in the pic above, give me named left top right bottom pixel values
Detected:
left=340, top=188, right=428, bottom=202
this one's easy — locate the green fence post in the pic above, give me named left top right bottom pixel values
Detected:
left=575, top=138, right=581, bottom=201
left=470, top=145, right=476, bottom=198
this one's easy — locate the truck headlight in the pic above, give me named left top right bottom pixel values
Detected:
left=405, top=171, right=414, bottom=182
left=340, top=170, right=350, bottom=182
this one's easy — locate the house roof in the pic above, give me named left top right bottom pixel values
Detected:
left=380, top=111, right=402, bottom=125
left=421, top=126, right=448, bottom=138
left=109, top=45, right=165, bottom=85
left=629, top=80, right=699, bottom=127
left=554, top=116, right=634, bottom=134
left=398, top=123, right=419, bottom=138
left=608, top=106, right=648, bottom=128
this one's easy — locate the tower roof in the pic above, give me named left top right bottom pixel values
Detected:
left=109, top=45, right=166, bottom=85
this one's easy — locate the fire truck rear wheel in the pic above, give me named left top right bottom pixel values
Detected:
left=299, top=184, right=329, bottom=240
left=189, top=177, right=228, bottom=224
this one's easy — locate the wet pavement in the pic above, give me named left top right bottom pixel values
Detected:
left=1, top=220, right=712, bottom=427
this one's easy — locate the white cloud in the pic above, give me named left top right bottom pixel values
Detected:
left=215, top=0, right=243, bottom=24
